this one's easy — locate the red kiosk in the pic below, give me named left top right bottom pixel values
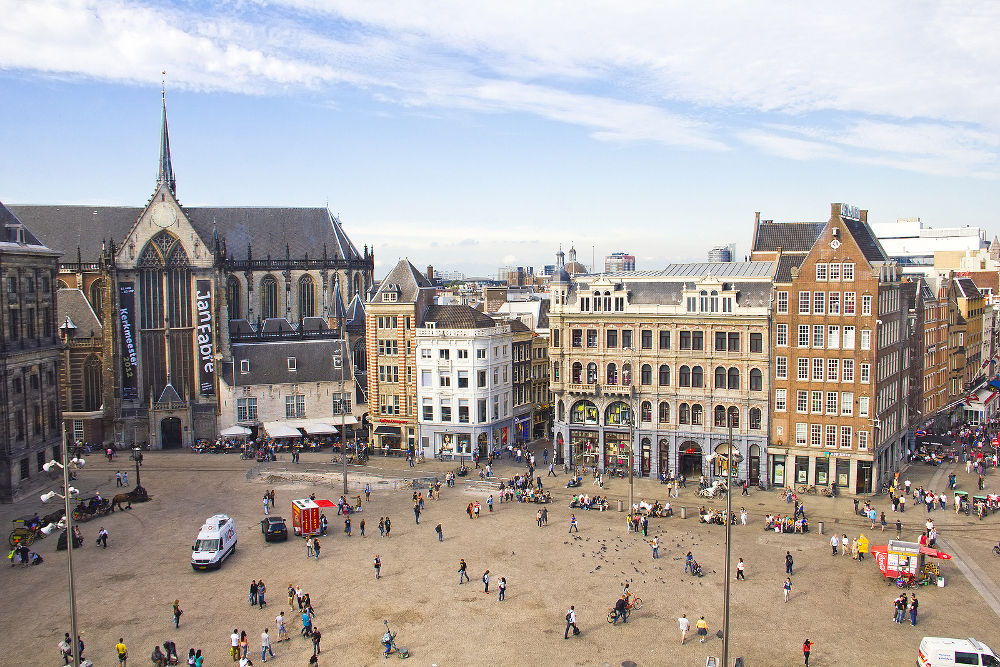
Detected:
left=872, top=539, right=951, bottom=585
left=291, top=498, right=335, bottom=537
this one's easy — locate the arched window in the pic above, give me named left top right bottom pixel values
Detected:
left=593, top=291, right=602, bottom=312
left=691, top=404, right=703, bottom=425
left=715, top=366, right=727, bottom=388
left=605, top=401, right=632, bottom=426
left=691, top=366, right=704, bottom=388
left=640, top=364, right=652, bottom=385
left=354, top=273, right=363, bottom=299
left=227, top=277, right=242, bottom=320
left=607, top=363, right=618, bottom=385
left=728, top=406, right=740, bottom=428
left=604, top=291, right=612, bottom=311
left=699, top=290, right=709, bottom=312
left=678, top=403, right=690, bottom=424
left=557, top=400, right=565, bottom=422
left=572, top=362, right=583, bottom=383
left=570, top=400, right=599, bottom=424
left=298, top=275, right=315, bottom=319
left=622, top=362, right=632, bottom=386
left=749, top=407, right=761, bottom=430
left=586, top=362, right=598, bottom=384
left=658, top=364, right=670, bottom=386
left=658, top=401, right=670, bottom=423
left=728, top=367, right=740, bottom=389
left=714, top=405, right=727, bottom=427
left=679, top=365, right=691, bottom=387
left=260, top=275, right=278, bottom=320
left=641, top=401, right=652, bottom=422
left=83, top=354, right=102, bottom=412
left=56, top=279, right=68, bottom=290
left=710, top=290, right=719, bottom=313
left=88, top=278, right=104, bottom=319
left=750, top=368, right=763, bottom=391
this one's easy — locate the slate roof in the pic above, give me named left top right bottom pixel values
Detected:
left=8, top=205, right=362, bottom=262
left=229, top=339, right=349, bottom=386
left=955, top=277, right=982, bottom=299
left=752, top=222, right=826, bottom=253
left=843, top=219, right=889, bottom=263
left=57, top=289, right=103, bottom=338
left=605, top=280, right=772, bottom=308
left=372, top=259, right=432, bottom=302
left=775, top=254, right=808, bottom=283
left=422, top=304, right=500, bottom=330
left=345, top=293, right=366, bottom=333
left=0, top=200, right=55, bottom=252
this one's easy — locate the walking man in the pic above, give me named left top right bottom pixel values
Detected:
left=569, top=514, right=579, bottom=533
left=435, top=523, right=443, bottom=541
left=564, top=606, right=579, bottom=639
left=783, top=577, right=792, bottom=602
left=498, top=577, right=506, bottom=601
left=785, top=551, right=794, bottom=575
left=97, top=526, right=109, bottom=548
left=678, top=614, right=690, bottom=645
left=736, top=558, right=745, bottom=580
left=482, top=570, right=490, bottom=594
left=260, top=628, right=273, bottom=663
left=365, top=482, right=371, bottom=502
left=413, top=503, right=420, bottom=524
left=896, top=519, right=902, bottom=539
left=459, top=558, right=469, bottom=584
left=374, top=554, right=381, bottom=579
left=548, top=462, right=556, bottom=477
left=831, top=533, right=839, bottom=556
left=651, top=536, right=659, bottom=559
left=909, top=594, right=919, bottom=626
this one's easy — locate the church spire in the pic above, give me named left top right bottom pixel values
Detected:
left=157, top=73, right=176, bottom=196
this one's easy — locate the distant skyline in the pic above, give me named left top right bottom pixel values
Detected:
left=2, top=1, right=998, bottom=277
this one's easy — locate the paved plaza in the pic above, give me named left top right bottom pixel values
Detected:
left=3, top=447, right=998, bottom=666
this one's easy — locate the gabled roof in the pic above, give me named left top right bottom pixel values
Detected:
left=228, top=339, right=349, bottom=386
left=752, top=221, right=826, bottom=253
left=345, top=293, right=366, bottom=333
left=57, top=289, right=103, bottom=337
left=843, top=219, right=889, bottom=263
left=422, top=304, right=499, bottom=330
left=954, top=277, right=982, bottom=299
left=372, top=259, right=432, bottom=303
left=0, top=200, right=56, bottom=253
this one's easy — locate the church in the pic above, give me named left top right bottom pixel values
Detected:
left=11, top=93, right=373, bottom=448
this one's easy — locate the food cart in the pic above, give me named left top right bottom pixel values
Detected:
left=872, top=539, right=951, bottom=586
left=291, top=498, right=335, bottom=537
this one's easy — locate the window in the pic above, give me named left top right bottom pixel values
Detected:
left=810, top=424, right=822, bottom=447
left=826, top=391, right=838, bottom=414
left=587, top=330, right=598, bottom=348
left=858, top=430, right=868, bottom=450
left=678, top=365, right=690, bottom=387
left=749, top=407, right=761, bottom=429
left=775, top=389, right=787, bottom=411
left=699, top=290, right=709, bottom=312
left=641, top=329, right=653, bottom=349
left=799, top=292, right=810, bottom=314
left=240, top=359, right=250, bottom=374
left=658, top=401, right=670, bottom=423
left=844, top=292, right=856, bottom=315
left=811, top=358, right=823, bottom=381
left=715, top=332, right=727, bottom=351
left=422, top=399, right=434, bottom=421
left=750, top=332, right=762, bottom=353
left=728, top=367, right=740, bottom=389
left=860, top=329, right=871, bottom=350
left=478, top=370, right=487, bottom=387
left=586, top=363, right=597, bottom=384
left=842, top=326, right=855, bottom=349
left=775, top=356, right=787, bottom=379
left=457, top=349, right=468, bottom=359
left=298, top=275, right=315, bottom=318
left=776, top=291, right=788, bottom=313
left=457, top=370, right=469, bottom=388
left=722, top=296, right=733, bottom=313
left=776, top=324, right=788, bottom=346
left=860, top=364, right=871, bottom=383
left=379, top=365, right=400, bottom=383
left=658, top=364, right=671, bottom=386
left=332, top=392, right=352, bottom=415
left=750, top=368, right=762, bottom=391
left=841, top=392, right=853, bottom=415
left=843, top=263, right=854, bottom=281
left=692, top=331, right=703, bottom=350
left=828, top=326, right=840, bottom=349
left=842, top=359, right=854, bottom=382
left=827, top=358, right=839, bottom=381
left=813, top=325, right=825, bottom=348
left=691, top=366, right=704, bottom=388
left=715, top=366, right=727, bottom=388
left=826, top=424, right=837, bottom=448
left=236, top=397, right=257, bottom=422
left=862, top=295, right=872, bottom=316
left=691, top=404, right=703, bottom=425
left=680, top=331, right=691, bottom=349
left=440, top=401, right=452, bottom=422
left=829, top=263, right=841, bottom=281
left=580, top=297, right=590, bottom=312
left=679, top=403, right=690, bottom=424
left=260, top=275, right=279, bottom=319
left=571, top=329, right=582, bottom=347
left=813, top=291, right=825, bottom=315
left=796, top=390, right=808, bottom=413
left=816, top=264, right=828, bottom=281
left=287, top=357, right=297, bottom=371
left=795, top=423, right=808, bottom=446
left=621, top=330, right=633, bottom=348
left=380, top=394, right=400, bottom=415
left=728, top=332, right=740, bottom=351
left=799, top=358, right=810, bottom=381
left=798, top=325, right=810, bottom=347
left=607, top=363, right=618, bottom=385
left=828, top=292, right=840, bottom=314
left=439, top=373, right=452, bottom=387
left=476, top=348, right=487, bottom=359
left=714, top=405, right=727, bottom=427
left=687, top=296, right=696, bottom=312
left=420, top=369, right=432, bottom=387
left=659, top=330, right=670, bottom=349
left=285, top=394, right=306, bottom=418
left=859, top=396, right=870, bottom=417
left=811, top=391, right=823, bottom=413
left=641, top=401, right=652, bottom=423
left=420, top=349, right=431, bottom=359
left=606, top=330, right=618, bottom=348
left=438, top=349, right=450, bottom=360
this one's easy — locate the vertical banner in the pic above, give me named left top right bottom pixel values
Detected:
left=118, top=282, right=138, bottom=400
left=195, top=279, right=216, bottom=395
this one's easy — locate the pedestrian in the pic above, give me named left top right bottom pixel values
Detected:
left=116, top=470, right=123, bottom=487
left=740, top=508, right=748, bottom=526
left=900, top=494, right=906, bottom=512
left=295, top=586, right=303, bottom=610
left=123, top=470, right=128, bottom=486
left=894, top=595, right=906, bottom=623
left=678, top=614, right=690, bottom=645
left=276, top=612, right=288, bottom=641
left=230, top=629, right=240, bottom=662
left=569, top=514, right=579, bottom=533
left=651, top=536, right=659, bottom=559
left=173, top=600, right=182, bottom=628
left=536, top=509, right=543, bottom=527
left=287, top=585, right=295, bottom=609
left=263, top=495, right=269, bottom=515
left=803, top=639, right=813, bottom=666
left=311, top=628, right=322, bottom=655
left=785, top=551, right=794, bottom=575
left=435, top=523, right=443, bottom=541
left=498, top=577, right=506, bottom=601
left=374, top=554, right=381, bottom=579
left=365, top=482, right=371, bottom=502
left=250, top=581, right=259, bottom=606
left=458, top=558, right=469, bottom=584
left=548, top=462, right=556, bottom=477
left=483, top=570, right=490, bottom=594
left=260, top=629, right=273, bottom=663
left=413, top=503, right=421, bottom=524
left=909, top=594, right=919, bottom=626
left=359, top=518, right=365, bottom=537
left=385, top=516, right=391, bottom=537
left=97, top=526, right=109, bottom=548
left=783, top=577, right=792, bottom=602
left=345, top=517, right=352, bottom=536
left=853, top=498, right=859, bottom=515
left=488, top=495, right=494, bottom=512
left=564, top=606, right=579, bottom=639
left=736, top=557, right=745, bottom=580
left=842, top=534, right=850, bottom=558
left=379, top=517, right=385, bottom=537
left=257, top=580, right=267, bottom=608
left=831, top=533, right=839, bottom=556
left=896, top=519, right=902, bottom=539
left=301, top=610, right=313, bottom=637
left=880, top=511, right=886, bottom=532
left=696, top=616, right=709, bottom=643
left=305, top=537, right=314, bottom=558
left=116, top=638, right=128, bottom=666
left=313, top=538, right=320, bottom=559
left=685, top=551, right=694, bottom=574
left=742, top=479, right=749, bottom=495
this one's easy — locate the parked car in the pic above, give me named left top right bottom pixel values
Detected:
left=260, top=516, right=288, bottom=542
left=919, top=637, right=998, bottom=667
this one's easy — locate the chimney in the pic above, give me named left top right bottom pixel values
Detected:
left=426, top=265, right=434, bottom=281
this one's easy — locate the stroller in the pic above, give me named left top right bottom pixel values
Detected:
left=382, top=619, right=408, bottom=659
left=689, top=560, right=705, bottom=577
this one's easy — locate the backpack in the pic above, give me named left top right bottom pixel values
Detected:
left=565, top=612, right=572, bottom=622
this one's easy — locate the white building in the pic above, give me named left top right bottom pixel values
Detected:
left=870, top=217, right=987, bottom=272
left=416, top=305, right=513, bottom=460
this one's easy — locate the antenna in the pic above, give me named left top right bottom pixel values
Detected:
left=161, top=70, right=166, bottom=97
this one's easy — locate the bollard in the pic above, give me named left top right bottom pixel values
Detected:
left=818, top=520, right=824, bottom=535
left=681, top=506, right=687, bottom=519
left=617, top=499, right=624, bottom=512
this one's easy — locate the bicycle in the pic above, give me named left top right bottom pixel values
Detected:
left=606, top=597, right=642, bottom=623
left=796, top=485, right=817, bottom=495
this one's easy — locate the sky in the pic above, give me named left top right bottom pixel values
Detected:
left=1, top=1, right=998, bottom=278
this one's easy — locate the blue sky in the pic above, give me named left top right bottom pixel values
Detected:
left=1, top=1, right=998, bottom=277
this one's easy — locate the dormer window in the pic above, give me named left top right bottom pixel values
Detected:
left=383, top=291, right=397, bottom=302
left=240, top=360, right=250, bottom=374
left=333, top=354, right=342, bottom=368
left=287, top=357, right=297, bottom=371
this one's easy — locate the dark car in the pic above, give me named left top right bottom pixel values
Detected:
left=260, top=517, right=287, bottom=542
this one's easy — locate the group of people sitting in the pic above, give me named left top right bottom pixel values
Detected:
left=569, top=494, right=609, bottom=511
left=635, top=499, right=673, bottom=517
left=763, top=512, right=809, bottom=533
left=698, top=506, right=735, bottom=525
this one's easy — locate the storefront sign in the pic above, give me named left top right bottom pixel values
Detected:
left=118, top=282, right=138, bottom=400
left=840, top=203, right=861, bottom=220
left=195, top=280, right=215, bottom=395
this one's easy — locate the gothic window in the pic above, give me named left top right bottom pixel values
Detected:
left=298, top=275, right=315, bottom=319
left=88, top=279, right=104, bottom=319
left=227, top=277, right=242, bottom=320
left=260, top=275, right=278, bottom=320
left=691, top=404, right=703, bottom=425
left=607, top=362, right=618, bottom=385
left=679, top=365, right=691, bottom=387
left=83, top=354, right=102, bottom=412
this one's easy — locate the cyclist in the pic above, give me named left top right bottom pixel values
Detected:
left=612, top=595, right=628, bottom=624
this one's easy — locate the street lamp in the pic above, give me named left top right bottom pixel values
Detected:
left=42, top=429, right=85, bottom=667
left=721, top=411, right=736, bottom=667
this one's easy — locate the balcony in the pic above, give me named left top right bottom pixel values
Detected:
left=567, top=382, right=598, bottom=394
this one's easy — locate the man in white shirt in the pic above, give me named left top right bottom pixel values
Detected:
left=564, top=606, right=578, bottom=638
left=275, top=612, right=288, bottom=641
left=230, top=629, right=240, bottom=662
left=830, top=533, right=840, bottom=556
left=261, top=629, right=273, bottom=662
left=678, top=614, right=691, bottom=645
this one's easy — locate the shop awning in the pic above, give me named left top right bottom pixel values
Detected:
left=220, top=425, right=252, bottom=437
left=919, top=546, right=952, bottom=560
left=264, top=422, right=302, bottom=439
left=374, top=425, right=402, bottom=436
left=303, top=422, right=338, bottom=435
left=331, top=415, right=359, bottom=425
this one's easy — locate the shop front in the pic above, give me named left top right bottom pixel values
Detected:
left=679, top=440, right=703, bottom=478
left=604, top=430, right=631, bottom=471
left=374, top=425, right=402, bottom=452
left=639, top=437, right=651, bottom=477
left=793, top=456, right=810, bottom=485
left=771, top=454, right=786, bottom=488
left=748, top=444, right=761, bottom=486
left=437, top=432, right=473, bottom=458
left=814, top=456, right=830, bottom=487
left=658, top=438, right=671, bottom=478
left=857, top=459, right=873, bottom=494
left=835, top=458, right=850, bottom=488
left=514, top=415, right=531, bottom=445
left=570, top=429, right=599, bottom=468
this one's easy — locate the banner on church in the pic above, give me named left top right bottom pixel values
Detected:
left=118, top=282, right=138, bottom=400
left=195, top=279, right=216, bottom=395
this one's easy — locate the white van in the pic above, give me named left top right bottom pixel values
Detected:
left=918, top=637, right=998, bottom=667
left=191, top=514, right=237, bottom=570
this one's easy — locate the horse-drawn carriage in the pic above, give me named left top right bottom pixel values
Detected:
left=8, top=515, right=42, bottom=547
left=697, top=481, right=728, bottom=498
left=71, top=495, right=112, bottom=522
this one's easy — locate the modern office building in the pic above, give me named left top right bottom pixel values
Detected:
left=604, top=252, right=636, bottom=273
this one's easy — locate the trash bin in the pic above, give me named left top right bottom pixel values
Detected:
left=618, top=499, right=624, bottom=512
left=818, top=521, right=824, bottom=535
left=681, top=506, right=687, bottom=519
